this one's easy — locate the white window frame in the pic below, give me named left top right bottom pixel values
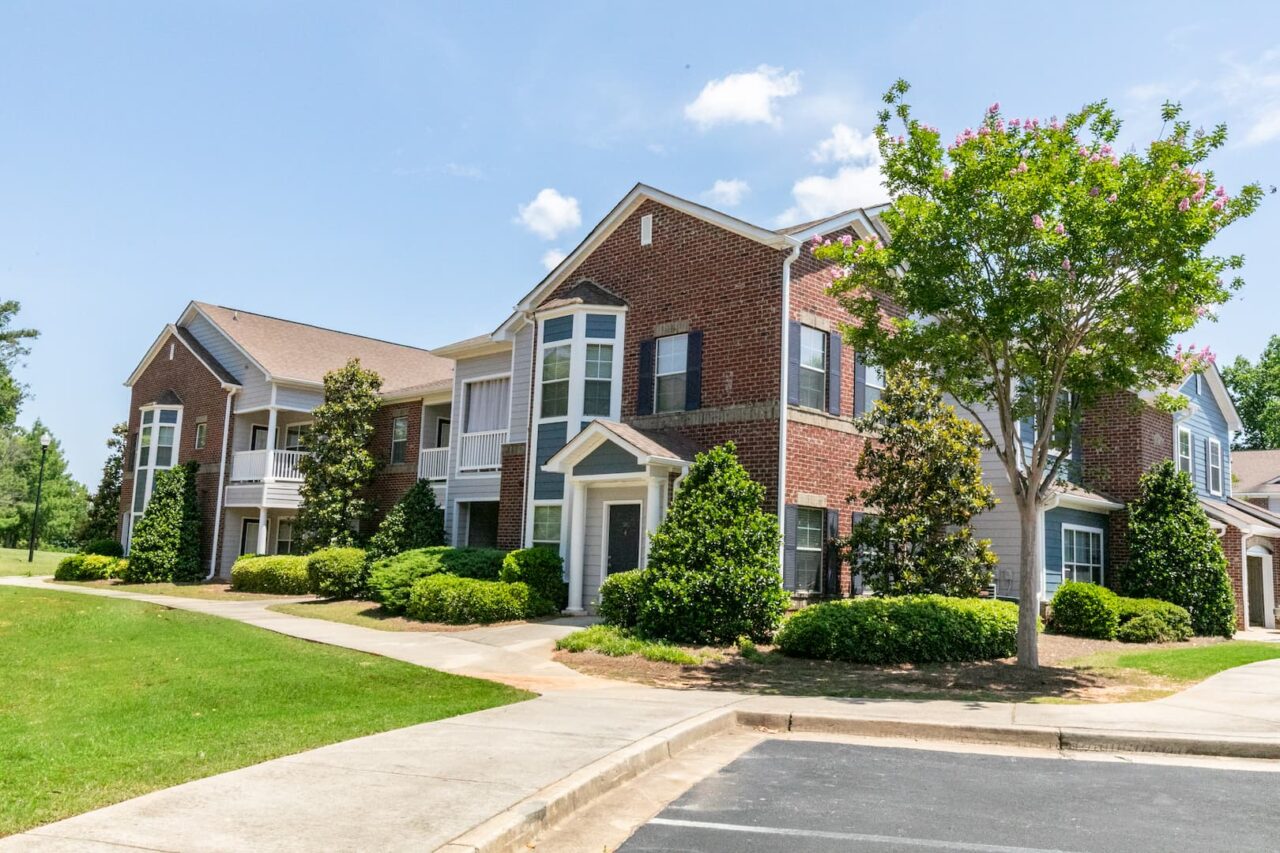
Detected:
left=390, top=415, right=409, bottom=464
left=129, top=404, right=182, bottom=549
left=193, top=421, right=207, bottom=450
left=795, top=506, right=825, bottom=593
left=539, top=343, right=572, bottom=420
left=797, top=325, right=828, bottom=411
left=532, top=503, right=563, bottom=551
left=1208, top=437, right=1223, bottom=496
left=865, top=361, right=886, bottom=409
left=1177, top=426, right=1194, bottom=476
left=276, top=518, right=296, bottom=555
left=282, top=421, right=312, bottom=452
left=1061, top=523, right=1105, bottom=586
left=654, top=333, right=688, bottom=414
left=583, top=342, right=614, bottom=418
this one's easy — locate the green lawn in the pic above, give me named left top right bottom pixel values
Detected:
left=0, top=587, right=530, bottom=836
left=0, top=547, right=64, bottom=577
left=58, top=579, right=299, bottom=602
left=1073, top=641, right=1280, bottom=682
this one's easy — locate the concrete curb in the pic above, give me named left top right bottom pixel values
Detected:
left=436, top=705, right=1280, bottom=853
left=437, top=706, right=738, bottom=853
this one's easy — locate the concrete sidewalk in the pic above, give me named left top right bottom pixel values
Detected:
left=5, top=576, right=1280, bottom=852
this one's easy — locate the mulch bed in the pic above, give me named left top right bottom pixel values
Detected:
left=553, top=633, right=1225, bottom=704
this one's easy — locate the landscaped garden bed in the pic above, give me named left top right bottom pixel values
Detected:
left=553, top=624, right=1272, bottom=704
left=0, top=586, right=529, bottom=837
left=268, top=598, right=555, bottom=632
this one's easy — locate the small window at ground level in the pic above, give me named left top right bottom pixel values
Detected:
left=1177, top=427, right=1193, bottom=475
left=276, top=519, right=295, bottom=555
left=390, top=416, right=409, bottom=464
left=795, top=507, right=825, bottom=593
left=194, top=422, right=207, bottom=450
left=1062, top=526, right=1103, bottom=585
left=532, top=505, right=562, bottom=550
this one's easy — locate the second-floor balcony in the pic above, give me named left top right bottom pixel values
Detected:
left=418, top=446, right=449, bottom=481
left=457, top=429, right=504, bottom=473
left=230, top=449, right=308, bottom=482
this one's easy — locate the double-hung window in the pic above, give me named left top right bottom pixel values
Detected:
left=798, top=326, right=827, bottom=410
left=390, top=416, right=409, bottom=464
left=654, top=334, right=688, bottom=413
left=532, top=505, right=562, bottom=551
left=283, top=423, right=311, bottom=452
left=1177, top=427, right=1194, bottom=476
left=541, top=345, right=571, bottom=418
left=276, top=519, right=295, bottom=555
left=1062, top=525, right=1104, bottom=585
left=1208, top=438, right=1223, bottom=495
left=795, top=507, right=825, bottom=593
left=584, top=344, right=613, bottom=417
left=194, top=422, right=207, bottom=450
left=865, top=362, right=885, bottom=410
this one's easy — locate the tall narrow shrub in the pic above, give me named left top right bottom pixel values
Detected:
left=124, top=460, right=202, bottom=583
left=1121, top=460, right=1236, bottom=637
left=366, top=479, right=446, bottom=561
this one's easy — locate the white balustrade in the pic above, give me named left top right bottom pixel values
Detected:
left=230, top=449, right=307, bottom=482
left=419, top=446, right=449, bottom=480
left=457, top=430, right=504, bottom=472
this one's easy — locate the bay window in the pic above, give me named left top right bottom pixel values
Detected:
left=129, top=406, right=181, bottom=548
left=584, top=344, right=613, bottom=417
left=540, top=345, right=571, bottom=418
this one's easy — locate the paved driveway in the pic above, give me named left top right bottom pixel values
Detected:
left=621, top=739, right=1280, bottom=852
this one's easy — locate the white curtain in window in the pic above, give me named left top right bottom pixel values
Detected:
left=465, top=378, right=511, bottom=432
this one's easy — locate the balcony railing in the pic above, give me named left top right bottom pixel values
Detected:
left=457, top=430, right=504, bottom=472
left=419, top=446, right=449, bottom=480
left=230, top=449, right=308, bottom=482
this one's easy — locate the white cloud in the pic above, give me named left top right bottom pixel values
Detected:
left=1218, top=48, right=1280, bottom=145
left=702, top=178, right=750, bottom=208
left=516, top=188, right=582, bottom=240
left=811, top=123, right=879, bottom=164
left=444, top=162, right=485, bottom=179
left=541, top=248, right=567, bottom=271
left=684, top=65, right=801, bottom=129
left=776, top=164, right=888, bottom=227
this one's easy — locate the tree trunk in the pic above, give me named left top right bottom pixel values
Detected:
left=1016, top=494, right=1041, bottom=669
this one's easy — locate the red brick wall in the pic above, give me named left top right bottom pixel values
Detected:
left=497, top=443, right=526, bottom=550
left=120, top=332, right=234, bottom=571
left=1224, top=526, right=1247, bottom=630
left=1081, top=390, right=1175, bottom=583
left=363, top=401, right=423, bottom=533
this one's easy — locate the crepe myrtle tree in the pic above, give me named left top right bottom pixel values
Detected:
left=816, top=80, right=1261, bottom=668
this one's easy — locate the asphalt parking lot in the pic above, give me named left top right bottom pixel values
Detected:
left=618, top=739, right=1280, bottom=852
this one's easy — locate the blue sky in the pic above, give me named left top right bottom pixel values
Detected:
left=5, top=1, right=1279, bottom=483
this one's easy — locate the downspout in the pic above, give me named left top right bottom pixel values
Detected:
left=207, top=387, right=237, bottom=581
left=777, top=239, right=802, bottom=566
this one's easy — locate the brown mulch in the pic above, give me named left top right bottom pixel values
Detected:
left=554, top=633, right=1225, bottom=704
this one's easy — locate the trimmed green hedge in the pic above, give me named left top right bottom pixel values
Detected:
left=499, top=548, right=566, bottom=612
left=598, top=570, right=647, bottom=629
left=405, top=574, right=556, bottom=624
left=81, top=539, right=125, bottom=558
left=1048, top=582, right=1192, bottom=643
left=775, top=596, right=1020, bottom=664
left=231, top=555, right=311, bottom=595
left=366, top=547, right=507, bottom=615
left=55, top=554, right=127, bottom=581
left=306, top=547, right=367, bottom=599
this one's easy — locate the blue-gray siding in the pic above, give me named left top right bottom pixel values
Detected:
left=574, top=441, right=643, bottom=476
left=534, top=422, right=568, bottom=499
left=1043, top=506, right=1109, bottom=595
left=1176, top=374, right=1232, bottom=502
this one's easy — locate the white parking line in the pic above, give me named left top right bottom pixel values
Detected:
left=646, top=818, right=1085, bottom=853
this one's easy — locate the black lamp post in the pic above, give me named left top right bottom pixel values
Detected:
left=27, top=432, right=51, bottom=563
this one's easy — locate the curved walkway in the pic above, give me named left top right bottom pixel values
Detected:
left=4, top=576, right=1280, bottom=852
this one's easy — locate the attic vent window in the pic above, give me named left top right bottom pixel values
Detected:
left=168, top=343, right=175, bottom=360
left=640, top=214, right=653, bottom=246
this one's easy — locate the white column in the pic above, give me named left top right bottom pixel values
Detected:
left=567, top=479, right=587, bottom=613
left=643, top=474, right=663, bottom=567
left=256, top=507, right=269, bottom=555
left=264, top=407, right=279, bottom=480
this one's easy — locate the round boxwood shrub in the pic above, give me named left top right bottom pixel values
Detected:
left=1047, top=581, right=1120, bottom=639
left=405, top=574, right=555, bottom=624
left=367, top=546, right=508, bottom=614
left=775, top=595, right=1020, bottom=664
left=306, top=547, right=367, bottom=599
left=1114, top=597, right=1192, bottom=642
left=637, top=443, right=788, bottom=644
left=500, top=548, right=567, bottom=611
left=230, top=555, right=310, bottom=594
left=55, top=553, right=127, bottom=581
left=598, top=570, right=647, bottom=629
left=81, top=538, right=125, bottom=558
left=1116, top=612, right=1176, bottom=644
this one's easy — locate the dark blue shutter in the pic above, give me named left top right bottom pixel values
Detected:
left=787, top=321, right=801, bottom=406
left=684, top=330, right=703, bottom=411
left=826, top=330, right=842, bottom=416
left=851, top=510, right=865, bottom=595
left=853, top=352, right=867, bottom=415
left=782, top=504, right=798, bottom=591
left=636, top=339, right=655, bottom=416
left=824, top=507, right=841, bottom=595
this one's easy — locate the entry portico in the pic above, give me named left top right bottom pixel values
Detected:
left=542, top=420, right=700, bottom=613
